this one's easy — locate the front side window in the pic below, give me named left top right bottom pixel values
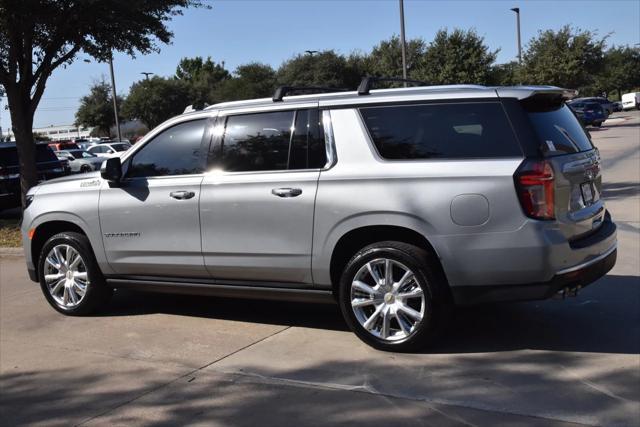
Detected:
left=360, top=103, right=522, bottom=159
left=219, top=109, right=326, bottom=172
left=128, top=119, right=206, bottom=178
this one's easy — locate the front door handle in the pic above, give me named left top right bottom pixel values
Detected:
left=271, top=188, right=302, bottom=198
left=170, top=190, right=196, bottom=200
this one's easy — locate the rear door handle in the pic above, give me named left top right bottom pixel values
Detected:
left=271, top=188, right=302, bottom=198
left=170, top=190, right=196, bottom=200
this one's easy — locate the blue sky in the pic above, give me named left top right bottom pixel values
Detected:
left=2, top=0, right=639, bottom=130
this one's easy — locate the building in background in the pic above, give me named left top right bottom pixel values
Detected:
left=3, top=124, right=94, bottom=141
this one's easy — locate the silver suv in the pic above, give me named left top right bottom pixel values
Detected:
left=21, top=80, right=617, bottom=351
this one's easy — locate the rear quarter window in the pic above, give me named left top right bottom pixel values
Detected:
left=359, top=102, right=522, bottom=160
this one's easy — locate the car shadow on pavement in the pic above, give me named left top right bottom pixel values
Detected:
left=601, top=181, right=640, bottom=200
left=1, top=336, right=638, bottom=427
left=97, top=274, right=639, bottom=355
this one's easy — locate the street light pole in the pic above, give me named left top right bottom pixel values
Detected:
left=141, top=72, right=154, bottom=80
left=511, top=7, right=522, bottom=64
left=108, top=55, right=122, bottom=142
left=399, top=0, right=408, bottom=86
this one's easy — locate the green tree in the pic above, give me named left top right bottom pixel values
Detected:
left=596, top=46, right=640, bottom=99
left=520, top=26, right=607, bottom=90
left=488, top=61, right=520, bottom=86
left=364, top=36, right=427, bottom=80
left=121, top=77, right=191, bottom=129
left=175, top=56, right=229, bottom=107
left=0, top=0, right=204, bottom=208
left=418, top=29, right=498, bottom=85
left=277, top=50, right=360, bottom=89
left=75, top=79, right=123, bottom=137
left=215, top=63, right=277, bottom=102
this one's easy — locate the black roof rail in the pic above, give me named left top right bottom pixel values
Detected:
left=357, top=76, right=428, bottom=95
left=272, top=86, right=348, bottom=102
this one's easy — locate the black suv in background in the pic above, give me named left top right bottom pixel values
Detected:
left=0, top=142, right=68, bottom=211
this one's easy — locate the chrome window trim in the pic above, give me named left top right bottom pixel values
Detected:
left=322, top=109, right=337, bottom=170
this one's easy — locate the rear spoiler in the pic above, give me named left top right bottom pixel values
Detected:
left=496, top=86, right=578, bottom=101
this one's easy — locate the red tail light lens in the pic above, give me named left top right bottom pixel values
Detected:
left=515, top=159, right=555, bottom=220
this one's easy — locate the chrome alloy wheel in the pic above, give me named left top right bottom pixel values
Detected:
left=350, top=258, right=426, bottom=341
left=43, top=244, right=89, bottom=309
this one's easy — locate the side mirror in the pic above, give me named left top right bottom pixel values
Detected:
left=101, top=157, right=122, bottom=182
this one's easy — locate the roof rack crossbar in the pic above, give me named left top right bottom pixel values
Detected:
left=272, top=86, right=347, bottom=102
left=357, top=76, right=428, bottom=95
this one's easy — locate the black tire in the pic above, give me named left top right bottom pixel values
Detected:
left=338, top=241, right=450, bottom=352
left=594, top=122, right=602, bottom=128
left=80, top=165, right=92, bottom=173
left=38, top=232, right=112, bottom=315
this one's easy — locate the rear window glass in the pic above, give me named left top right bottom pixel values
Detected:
left=0, top=145, right=57, bottom=166
left=360, top=103, right=521, bottom=159
left=526, top=104, right=594, bottom=155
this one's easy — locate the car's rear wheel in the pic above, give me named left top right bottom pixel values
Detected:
left=338, top=241, right=449, bottom=352
left=80, top=164, right=92, bottom=173
left=38, top=232, right=112, bottom=315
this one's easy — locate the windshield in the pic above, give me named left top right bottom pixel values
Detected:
left=526, top=104, right=594, bottom=155
left=68, top=150, right=96, bottom=159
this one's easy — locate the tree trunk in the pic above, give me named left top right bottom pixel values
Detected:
left=7, top=93, right=38, bottom=210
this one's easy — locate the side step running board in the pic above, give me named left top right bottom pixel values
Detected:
left=106, top=278, right=336, bottom=304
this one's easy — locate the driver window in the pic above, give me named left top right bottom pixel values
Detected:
left=128, top=119, right=207, bottom=178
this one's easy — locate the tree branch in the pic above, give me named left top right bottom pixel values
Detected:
left=30, top=45, right=81, bottom=116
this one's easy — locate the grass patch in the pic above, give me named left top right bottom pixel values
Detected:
left=0, top=219, right=22, bottom=247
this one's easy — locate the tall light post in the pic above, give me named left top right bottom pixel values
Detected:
left=399, top=0, right=408, bottom=85
left=141, top=72, right=154, bottom=80
left=304, top=50, right=319, bottom=56
left=83, top=55, right=122, bottom=141
left=108, top=56, right=122, bottom=142
left=511, top=7, right=522, bottom=64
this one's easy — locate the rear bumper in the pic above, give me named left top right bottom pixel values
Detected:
left=452, top=244, right=617, bottom=305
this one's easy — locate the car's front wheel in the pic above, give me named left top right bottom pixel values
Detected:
left=38, top=232, right=112, bottom=315
left=338, top=241, right=449, bottom=352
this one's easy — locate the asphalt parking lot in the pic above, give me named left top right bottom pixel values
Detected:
left=1, top=111, right=639, bottom=426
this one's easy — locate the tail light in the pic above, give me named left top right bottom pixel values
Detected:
left=515, top=159, right=555, bottom=220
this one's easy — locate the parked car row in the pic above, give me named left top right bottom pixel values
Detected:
left=568, top=100, right=607, bottom=127
left=0, top=142, right=68, bottom=211
left=0, top=139, right=132, bottom=211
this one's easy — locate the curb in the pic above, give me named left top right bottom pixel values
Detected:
left=0, top=247, right=23, bottom=256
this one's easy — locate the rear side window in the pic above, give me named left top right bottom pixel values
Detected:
left=360, top=103, right=521, bottom=160
left=0, top=146, right=57, bottom=166
left=220, top=109, right=325, bottom=172
left=526, top=104, right=594, bottom=155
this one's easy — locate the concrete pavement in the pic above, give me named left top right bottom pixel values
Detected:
left=1, top=112, right=639, bottom=426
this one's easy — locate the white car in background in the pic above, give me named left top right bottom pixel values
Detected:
left=87, top=142, right=131, bottom=158
left=621, top=92, right=640, bottom=111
